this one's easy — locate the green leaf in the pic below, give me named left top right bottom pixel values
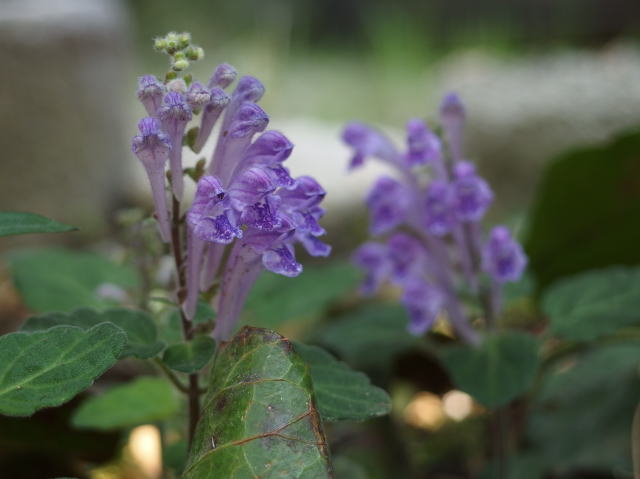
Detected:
left=440, top=331, right=540, bottom=408
left=542, top=266, right=640, bottom=341
left=71, top=377, right=179, bottom=430
left=9, top=248, right=138, bottom=312
left=524, top=129, right=640, bottom=289
left=245, top=262, right=361, bottom=329
left=21, top=308, right=164, bottom=359
left=183, top=326, right=332, bottom=478
left=529, top=343, right=640, bottom=470
left=294, top=342, right=391, bottom=422
left=0, top=324, right=126, bottom=416
left=321, top=304, right=418, bottom=373
left=0, top=212, right=77, bottom=237
left=162, top=336, right=216, bottom=373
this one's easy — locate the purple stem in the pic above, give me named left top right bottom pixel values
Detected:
left=168, top=128, right=185, bottom=200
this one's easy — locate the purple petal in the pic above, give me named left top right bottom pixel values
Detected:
left=231, top=75, right=265, bottom=103
left=262, top=244, right=302, bottom=277
left=481, top=226, right=527, bottom=283
left=278, top=176, right=326, bottom=209
left=352, top=242, right=390, bottom=295
left=451, top=161, right=493, bottom=222
left=158, top=91, right=193, bottom=123
left=341, top=122, right=399, bottom=169
left=244, top=130, right=294, bottom=165
left=241, top=196, right=282, bottom=231
left=137, top=75, right=165, bottom=117
left=229, top=167, right=276, bottom=208
left=299, top=234, right=331, bottom=257
left=189, top=175, right=227, bottom=219
left=423, top=180, right=455, bottom=236
left=186, top=81, right=212, bottom=111
left=387, top=233, right=427, bottom=284
left=192, top=213, right=242, bottom=244
left=366, top=176, right=410, bottom=236
left=404, top=118, right=442, bottom=166
left=131, top=118, right=171, bottom=169
left=402, top=277, right=444, bottom=335
left=227, top=102, right=269, bottom=139
left=209, top=63, right=237, bottom=89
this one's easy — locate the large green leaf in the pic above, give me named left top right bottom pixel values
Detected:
left=440, top=331, right=540, bottom=408
left=524, top=129, right=640, bottom=289
left=542, top=266, right=640, bottom=341
left=320, top=304, right=418, bottom=373
left=0, top=324, right=126, bottom=416
left=0, top=212, right=76, bottom=237
left=294, top=342, right=391, bottom=422
left=245, top=263, right=361, bottom=329
left=529, top=343, right=640, bottom=471
left=71, top=377, right=179, bottom=430
left=21, top=308, right=164, bottom=359
left=162, top=336, right=216, bottom=373
left=183, top=326, right=332, bottom=478
left=9, top=248, right=138, bottom=312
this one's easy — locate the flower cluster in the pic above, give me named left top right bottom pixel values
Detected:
left=132, top=52, right=330, bottom=340
left=344, top=94, right=526, bottom=343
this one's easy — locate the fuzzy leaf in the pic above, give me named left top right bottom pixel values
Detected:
left=183, top=326, right=332, bottom=478
left=440, top=331, right=539, bottom=408
left=162, top=336, right=216, bottom=373
left=0, top=212, right=76, bottom=237
left=542, top=266, right=640, bottom=341
left=0, top=324, right=125, bottom=416
left=72, top=377, right=179, bottom=430
left=22, top=308, right=164, bottom=359
left=294, top=342, right=391, bottom=422
left=9, top=248, right=138, bottom=312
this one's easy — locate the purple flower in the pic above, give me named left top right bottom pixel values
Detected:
left=451, top=161, right=493, bottom=222
left=481, top=226, right=527, bottom=283
left=187, top=176, right=242, bottom=244
left=387, top=233, right=428, bottom=284
left=186, top=81, right=212, bottom=111
left=366, top=176, right=410, bottom=236
left=131, top=117, right=172, bottom=242
left=423, top=180, right=455, bottom=236
left=208, top=63, right=237, bottom=89
left=341, top=123, right=399, bottom=169
left=137, top=75, right=165, bottom=117
left=402, top=277, right=444, bottom=335
left=193, top=87, right=231, bottom=153
left=404, top=119, right=442, bottom=167
left=352, top=242, right=390, bottom=295
left=158, top=91, right=192, bottom=200
left=440, top=92, right=466, bottom=163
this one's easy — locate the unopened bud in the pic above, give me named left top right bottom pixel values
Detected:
left=165, top=31, right=179, bottom=54
left=186, top=45, right=204, bottom=61
left=172, top=58, right=190, bottom=72
left=153, top=37, right=166, bottom=52
left=178, top=32, right=191, bottom=50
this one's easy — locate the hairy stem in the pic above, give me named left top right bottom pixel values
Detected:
left=171, top=195, right=201, bottom=449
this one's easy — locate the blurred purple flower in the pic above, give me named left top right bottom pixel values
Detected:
left=481, top=226, right=527, bottom=284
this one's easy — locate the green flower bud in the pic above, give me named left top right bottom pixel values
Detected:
left=178, top=32, right=191, bottom=49
left=165, top=31, right=179, bottom=54
left=153, top=37, right=166, bottom=52
left=185, top=45, right=204, bottom=61
left=172, top=58, right=190, bottom=71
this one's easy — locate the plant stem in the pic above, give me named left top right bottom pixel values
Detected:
left=170, top=195, right=201, bottom=449
left=153, top=357, right=189, bottom=394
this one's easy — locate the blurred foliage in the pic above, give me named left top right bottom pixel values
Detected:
left=524, top=129, right=640, bottom=290
left=8, top=248, right=138, bottom=313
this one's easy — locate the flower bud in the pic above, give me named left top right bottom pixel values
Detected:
left=172, top=58, right=190, bottom=72
left=186, top=45, right=204, bottom=61
left=209, top=63, right=237, bottom=89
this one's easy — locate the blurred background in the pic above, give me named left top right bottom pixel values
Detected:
left=1, top=0, right=640, bottom=478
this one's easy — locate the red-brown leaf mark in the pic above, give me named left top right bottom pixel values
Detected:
left=183, top=326, right=333, bottom=478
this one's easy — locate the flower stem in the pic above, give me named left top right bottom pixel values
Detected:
left=170, top=195, right=201, bottom=449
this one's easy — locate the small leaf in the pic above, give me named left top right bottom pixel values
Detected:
left=321, top=303, right=418, bottom=372
left=162, top=336, right=216, bottom=373
left=0, top=324, right=126, bottom=416
left=543, top=266, right=640, bottom=341
left=440, top=331, right=540, bottom=408
left=183, top=326, right=332, bottom=478
left=0, top=212, right=77, bottom=237
left=9, top=248, right=138, bottom=312
left=71, top=377, right=179, bottom=430
left=294, top=342, right=391, bottom=422
left=22, top=308, right=164, bottom=359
